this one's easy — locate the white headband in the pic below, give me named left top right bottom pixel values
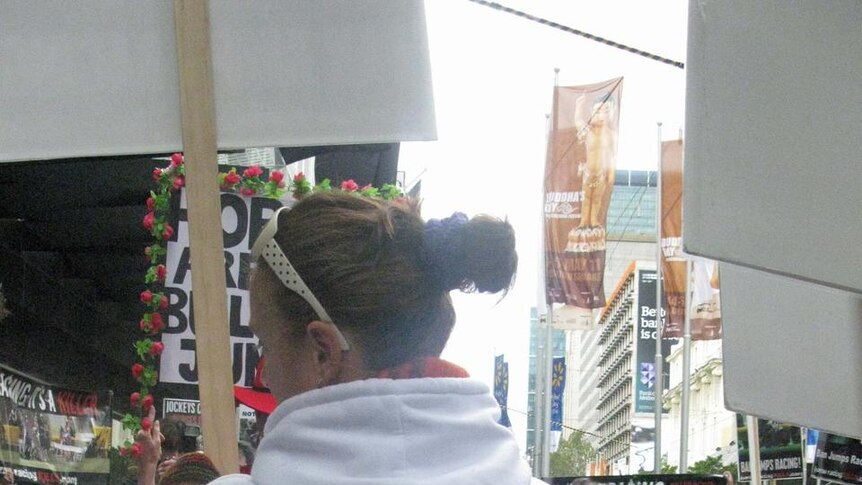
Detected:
left=251, top=206, right=350, bottom=351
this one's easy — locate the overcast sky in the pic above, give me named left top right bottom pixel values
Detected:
left=399, top=0, right=688, bottom=453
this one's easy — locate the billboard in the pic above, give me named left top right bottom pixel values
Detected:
left=634, top=269, right=677, bottom=414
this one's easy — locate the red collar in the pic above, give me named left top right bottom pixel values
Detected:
left=376, top=357, right=469, bottom=379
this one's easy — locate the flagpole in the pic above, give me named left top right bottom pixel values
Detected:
left=534, top=108, right=549, bottom=473
left=654, top=121, right=664, bottom=473
left=540, top=67, right=561, bottom=480
left=680, top=259, right=692, bottom=472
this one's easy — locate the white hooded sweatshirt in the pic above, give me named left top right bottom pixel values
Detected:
left=212, top=377, right=545, bottom=485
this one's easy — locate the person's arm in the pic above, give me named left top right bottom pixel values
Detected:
left=134, top=407, right=161, bottom=485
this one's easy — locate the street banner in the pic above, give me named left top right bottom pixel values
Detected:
left=690, top=259, right=722, bottom=340
left=550, top=357, right=566, bottom=452
left=659, top=138, right=722, bottom=340
left=492, top=355, right=511, bottom=428
left=660, top=139, right=687, bottom=337
left=812, top=431, right=862, bottom=485
left=544, top=78, right=623, bottom=330
left=0, top=364, right=112, bottom=485
left=545, top=474, right=727, bottom=485
left=161, top=189, right=284, bottom=389
left=736, top=414, right=804, bottom=481
left=634, top=269, right=677, bottom=414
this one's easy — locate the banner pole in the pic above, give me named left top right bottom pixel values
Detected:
left=801, top=428, right=808, bottom=485
left=654, top=121, right=664, bottom=473
left=680, top=259, right=692, bottom=472
left=534, top=314, right=546, bottom=475
left=747, top=416, right=762, bottom=485
left=539, top=67, right=561, bottom=480
left=542, top=307, right=554, bottom=478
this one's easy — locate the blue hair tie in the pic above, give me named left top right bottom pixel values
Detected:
left=423, top=212, right=468, bottom=290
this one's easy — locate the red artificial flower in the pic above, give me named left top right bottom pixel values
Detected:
left=139, top=318, right=148, bottom=332
left=130, top=392, right=141, bottom=407
left=243, top=166, right=263, bottom=178
left=224, top=172, right=241, bottom=186
left=131, top=443, right=142, bottom=457
left=240, top=187, right=256, bottom=197
left=142, top=394, right=154, bottom=410
left=152, top=168, right=162, bottom=181
left=170, top=153, right=184, bottom=167
left=269, top=171, right=284, bottom=184
left=172, top=177, right=185, bottom=191
left=146, top=197, right=155, bottom=211
left=142, top=212, right=155, bottom=230
left=140, top=290, right=153, bottom=304
left=131, top=363, right=144, bottom=380
left=141, top=417, right=152, bottom=431
left=159, top=295, right=169, bottom=310
left=119, top=447, right=128, bottom=457
left=149, top=313, right=164, bottom=333
left=156, top=265, right=167, bottom=282
left=293, top=172, right=306, bottom=183
left=149, top=342, right=164, bottom=357
left=341, top=179, right=359, bottom=192
left=161, top=224, right=174, bottom=241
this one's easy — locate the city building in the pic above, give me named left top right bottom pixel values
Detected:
left=663, top=339, right=736, bottom=469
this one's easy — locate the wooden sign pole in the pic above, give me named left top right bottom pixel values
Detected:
left=173, top=0, right=238, bottom=474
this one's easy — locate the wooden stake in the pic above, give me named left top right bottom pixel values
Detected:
left=173, top=0, right=238, bottom=474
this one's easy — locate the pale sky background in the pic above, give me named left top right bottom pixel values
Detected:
left=398, top=0, right=689, bottom=453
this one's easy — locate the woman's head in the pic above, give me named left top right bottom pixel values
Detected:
left=249, top=191, right=517, bottom=401
left=158, top=452, right=220, bottom=485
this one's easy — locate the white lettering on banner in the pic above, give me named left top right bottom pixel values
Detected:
left=829, top=451, right=850, bottom=464
left=544, top=191, right=584, bottom=217
left=639, top=306, right=668, bottom=339
left=159, top=190, right=284, bottom=386
left=661, top=237, right=684, bottom=259
left=0, top=373, right=58, bottom=412
left=163, top=398, right=202, bottom=417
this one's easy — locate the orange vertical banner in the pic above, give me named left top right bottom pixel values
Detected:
left=544, top=78, right=623, bottom=329
left=660, top=139, right=686, bottom=337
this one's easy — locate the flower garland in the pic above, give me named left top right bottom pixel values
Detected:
left=118, top=154, right=403, bottom=457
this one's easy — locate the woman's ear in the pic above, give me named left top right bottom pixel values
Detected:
left=305, top=321, right=346, bottom=384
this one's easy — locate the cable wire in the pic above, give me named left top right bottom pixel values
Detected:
left=465, top=0, right=685, bottom=69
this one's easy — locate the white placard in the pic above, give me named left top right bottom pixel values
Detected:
left=0, top=1, right=436, bottom=162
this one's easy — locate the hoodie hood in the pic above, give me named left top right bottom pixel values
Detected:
left=246, top=377, right=536, bottom=485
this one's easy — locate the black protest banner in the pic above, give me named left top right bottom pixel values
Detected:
left=545, top=473, right=727, bottom=485
left=812, top=431, right=862, bottom=485
left=0, top=365, right=111, bottom=485
left=736, top=414, right=804, bottom=481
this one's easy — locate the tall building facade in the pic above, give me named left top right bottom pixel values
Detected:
left=595, top=262, right=677, bottom=474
